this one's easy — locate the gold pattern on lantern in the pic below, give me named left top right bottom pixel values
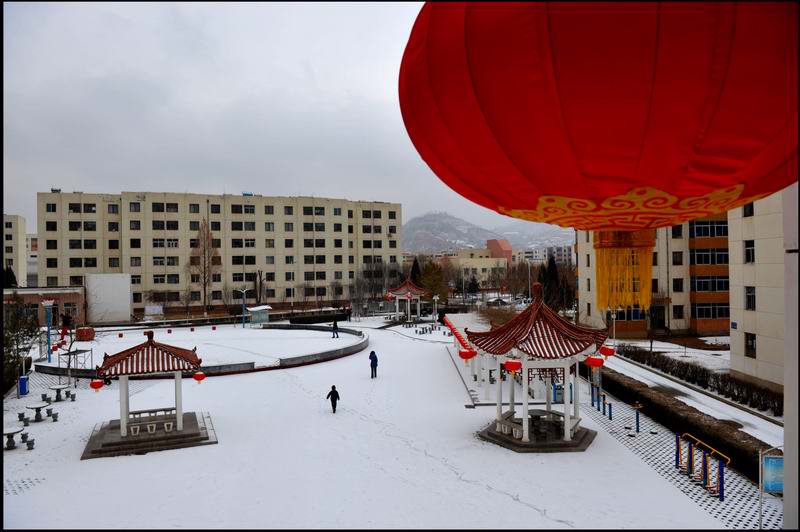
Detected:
left=498, top=185, right=767, bottom=230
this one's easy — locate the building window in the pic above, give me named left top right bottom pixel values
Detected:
left=153, top=256, right=166, bottom=266
left=212, top=273, right=221, bottom=283
left=303, top=223, right=313, bottom=232
left=166, top=220, right=179, bottom=230
left=265, top=222, right=275, bottom=232
left=212, top=290, right=222, bottom=301
left=334, top=208, right=342, bottom=216
left=108, top=222, right=119, bottom=232
left=46, top=203, right=57, bottom=213
left=108, top=204, right=119, bottom=214
left=46, top=258, right=58, bottom=268
left=153, top=238, right=165, bottom=248
left=46, top=221, right=58, bottom=231
left=69, top=221, right=81, bottom=231
left=167, top=274, right=180, bottom=284
left=744, top=332, right=756, bottom=358
left=672, top=278, right=683, bottom=292
left=212, top=239, right=221, bottom=248
left=671, top=225, right=683, bottom=238
left=109, top=257, right=120, bottom=268
left=744, top=240, right=755, bottom=264
left=587, top=303, right=591, bottom=317
left=153, top=220, right=166, bottom=231
left=315, top=222, right=325, bottom=232
left=211, top=221, right=221, bottom=231
left=244, top=222, right=255, bottom=231
left=652, top=252, right=658, bottom=266
left=153, top=274, right=166, bottom=284
left=130, top=202, right=140, bottom=212
left=69, top=276, right=83, bottom=286
left=189, top=203, right=200, bottom=213
left=211, top=204, right=221, bottom=214
left=266, top=256, right=275, bottom=265
left=68, top=203, right=81, bottom=214
left=164, top=203, right=178, bottom=213
left=131, top=257, right=142, bottom=267
left=47, top=276, right=58, bottom=287
left=265, top=205, right=274, bottom=215
left=131, top=275, right=141, bottom=285
left=586, top=278, right=591, bottom=291
left=231, top=221, right=243, bottom=231
left=284, top=206, right=293, bottom=216
left=265, top=239, right=275, bottom=249
left=303, top=206, right=313, bottom=216
left=284, top=222, right=294, bottom=232
left=166, top=239, right=178, bottom=248
left=108, top=240, right=119, bottom=250
left=244, top=239, right=255, bottom=248
left=286, top=272, right=295, bottom=282
left=244, top=205, right=255, bottom=214
left=232, top=239, right=243, bottom=248
left=284, top=239, right=294, bottom=248
left=744, top=286, right=756, bottom=311
left=190, top=221, right=200, bottom=231
left=70, top=257, right=83, bottom=268
left=167, top=256, right=179, bottom=266
left=152, top=202, right=164, bottom=213
left=586, top=254, right=590, bottom=268
left=672, top=251, right=683, bottom=266
left=672, top=305, right=684, bottom=320
left=69, top=239, right=82, bottom=250
left=743, top=202, right=754, bottom=217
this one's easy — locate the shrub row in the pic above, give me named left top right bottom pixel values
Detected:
left=616, top=345, right=783, bottom=417
left=580, top=362, right=777, bottom=484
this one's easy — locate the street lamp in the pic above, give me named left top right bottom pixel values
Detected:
left=527, top=261, right=532, bottom=301
left=432, top=294, right=440, bottom=322
left=234, top=288, right=248, bottom=329
left=42, top=299, right=55, bottom=363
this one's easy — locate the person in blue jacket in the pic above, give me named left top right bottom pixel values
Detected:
left=369, top=350, right=378, bottom=379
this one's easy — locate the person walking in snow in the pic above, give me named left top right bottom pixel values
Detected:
left=326, top=385, right=340, bottom=413
left=369, top=350, right=378, bottom=379
left=332, top=320, right=339, bottom=338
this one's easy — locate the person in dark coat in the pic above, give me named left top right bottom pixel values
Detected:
left=332, top=320, right=339, bottom=338
left=369, top=350, right=378, bottom=379
left=326, top=385, right=340, bottom=413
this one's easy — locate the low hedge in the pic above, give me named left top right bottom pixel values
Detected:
left=581, top=362, right=778, bottom=484
left=616, top=345, right=783, bottom=416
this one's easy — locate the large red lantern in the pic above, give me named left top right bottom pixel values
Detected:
left=458, top=349, right=477, bottom=364
left=584, top=357, right=605, bottom=369
left=599, top=345, right=616, bottom=358
left=90, top=379, right=104, bottom=392
left=399, top=2, right=798, bottom=310
left=193, top=371, right=206, bottom=384
left=504, top=359, right=522, bottom=373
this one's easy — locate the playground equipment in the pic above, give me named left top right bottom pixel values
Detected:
left=675, top=433, right=729, bottom=501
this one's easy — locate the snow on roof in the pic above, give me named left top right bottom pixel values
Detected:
left=97, top=331, right=202, bottom=377
left=247, top=305, right=273, bottom=312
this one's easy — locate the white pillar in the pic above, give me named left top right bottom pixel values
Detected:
left=395, top=297, right=399, bottom=321
left=572, top=362, right=579, bottom=420
left=495, top=357, right=503, bottom=427
left=416, top=297, right=420, bottom=320
left=175, top=371, right=183, bottom=431
left=483, top=355, right=490, bottom=400
left=509, top=363, right=516, bottom=415
left=119, top=375, right=129, bottom=437
left=545, top=375, right=551, bottom=416
left=522, top=353, right=530, bottom=442
left=563, top=366, right=571, bottom=441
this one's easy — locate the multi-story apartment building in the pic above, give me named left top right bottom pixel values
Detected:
left=3, top=214, right=27, bottom=286
left=727, top=190, right=789, bottom=389
left=37, top=191, right=402, bottom=314
left=514, top=245, right=574, bottom=267
left=26, top=234, right=38, bottom=287
left=576, top=214, right=730, bottom=338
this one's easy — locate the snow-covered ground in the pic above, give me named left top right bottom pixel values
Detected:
left=37, top=324, right=362, bottom=368
left=3, top=314, right=726, bottom=529
left=699, top=336, right=730, bottom=346
left=613, top=339, right=731, bottom=372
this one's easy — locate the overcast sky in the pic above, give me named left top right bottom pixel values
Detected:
left=3, top=2, right=527, bottom=233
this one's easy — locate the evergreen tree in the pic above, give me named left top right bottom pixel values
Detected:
left=4, top=267, right=18, bottom=288
left=3, top=292, right=39, bottom=394
left=544, top=255, right=561, bottom=310
left=410, top=257, right=422, bottom=285
left=467, top=276, right=480, bottom=295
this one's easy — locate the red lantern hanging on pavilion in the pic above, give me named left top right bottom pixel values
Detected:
left=599, top=345, right=616, bottom=358
left=90, top=379, right=104, bottom=392
left=193, top=371, right=206, bottom=384
left=459, top=349, right=477, bottom=364
left=504, top=359, right=522, bottom=373
left=584, top=356, right=605, bottom=368
left=399, top=2, right=798, bottom=311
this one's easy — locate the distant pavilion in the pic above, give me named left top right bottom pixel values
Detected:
left=386, top=277, right=429, bottom=321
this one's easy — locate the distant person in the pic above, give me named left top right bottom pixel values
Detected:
left=369, top=350, right=378, bottom=379
left=332, top=320, right=339, bottom=338
left=326, top=385, right=340, bottom=413
left=346, top=307, right=352, bottom=321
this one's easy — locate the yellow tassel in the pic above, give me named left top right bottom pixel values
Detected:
left=594, top=230, right=655, bottom=311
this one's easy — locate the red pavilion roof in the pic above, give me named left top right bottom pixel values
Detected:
left=97, top=331, right=202, bottom=377
left=466, top=285, right=607, bottom=359
left=386, top=277, right=429, bottom=298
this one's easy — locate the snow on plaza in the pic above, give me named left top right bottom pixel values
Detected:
left=3, top=315, right=783, bottom=529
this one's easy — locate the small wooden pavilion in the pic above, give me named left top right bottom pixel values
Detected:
left=96, top=331, right=202, bottom=437
left=466, top=283, right=607, bottom=447
left=385, top=277, right=429, bottom=321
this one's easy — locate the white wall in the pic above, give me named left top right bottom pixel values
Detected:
left=782, top=182, right=798, bottom=529
left=86, top=273, right=132, bottom=324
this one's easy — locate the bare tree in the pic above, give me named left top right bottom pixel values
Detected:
left=297, top=282, right=312, bottom=310
left=180, top=286, right=193, bottom=318
left=253, top=270, right=266, bottom=306
left=329, top=280, right=344, bottom=308
left=186, top=219, right=221, bottom=317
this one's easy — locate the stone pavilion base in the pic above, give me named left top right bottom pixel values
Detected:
left=81, top=411, right=217, bottom=460
left=478, top=415, right=597, bottom=453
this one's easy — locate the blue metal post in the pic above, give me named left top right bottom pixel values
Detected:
left=719, top=461, right=725, bottom=501
left=602, top=394, right=606, bottom=415
left=687, top=442, right=694, bottom=477
left=597, top=390, right=601, bottom=411
left=608, top=403, right=612, bottom=420
left=635, top=409, right=640, bottom=433
left=675, top=434, right=680, bottom=468
left=569, top=383, right=573, bottom=403
left=702, top=451, right=708, bottom=486
left=591, top=385, right=595, bottom=406
left=45, top=305, right=52, bottom=363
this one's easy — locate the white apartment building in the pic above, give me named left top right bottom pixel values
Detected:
left=576, top=214, right=730, bottom=338
left=3, top=214, right=27, bottom=286
left=37, top=191, right=402, bottom=314
left=727, top=189, right=789, bottom=389
left=514, top=245, right=574, bottom=267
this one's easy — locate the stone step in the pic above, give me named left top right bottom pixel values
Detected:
left=99, top=429, right=208, bottom=450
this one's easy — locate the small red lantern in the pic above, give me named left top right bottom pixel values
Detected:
left=212, top=326, right=217, bottom=331
left=118, top=333, right=123, bottom=338
left=168, top=329, right=172, bottom=334
left=504, top=359, right=522, bottom=373
left=458, top=349, right=477, bottom=364
left=584, top=356, right=605, bottom=368
left=190, top=327, right=195, bottom=332
left=90, top=379, right=104, bottom=392
left=599, top=345, right=616, bottom=358
left=193, top=371, right=206, bottom=383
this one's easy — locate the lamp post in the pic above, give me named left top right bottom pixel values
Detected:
left=42, top=299, right=55, bottom=363
left=432, top=294, right=439, bottom=323
left=234, top=288, right=248, bottom=328
left=527, top=260, right=531, bottom=300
